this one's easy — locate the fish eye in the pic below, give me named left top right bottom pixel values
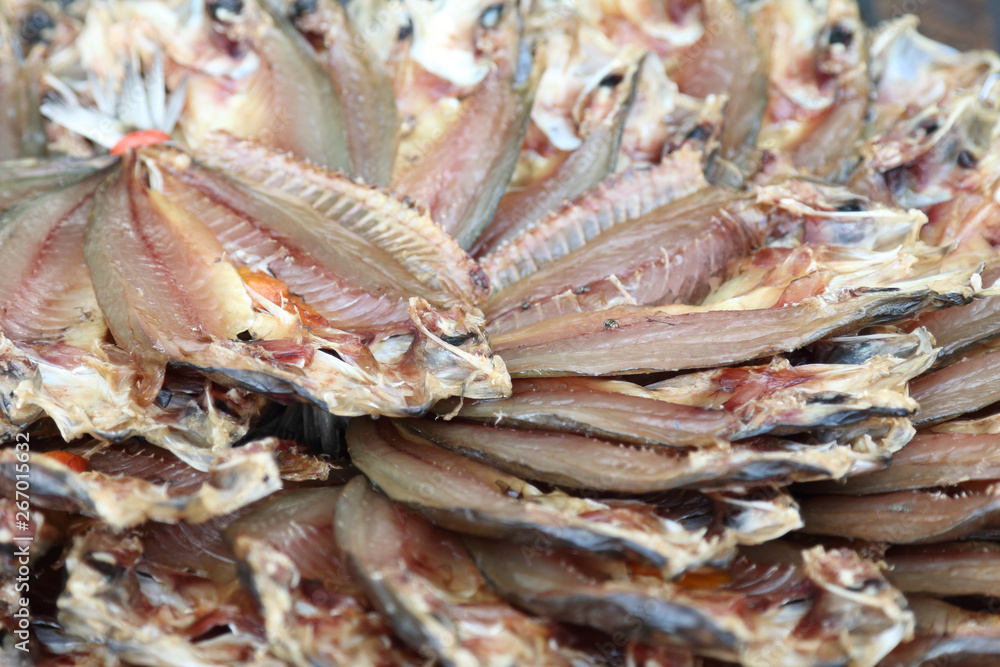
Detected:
left=598, top=72, right=623, bottom=88
left=827, top=23, right=853, bottom=47
left=207, top=0, right=244, bottom=21
left=398, top=16, right=413, bottom=41
left=478, top=3, right=504, bottom=30
left=290, top=0, right=317, bottom=19
left=20, top=9, right=54, bottom=45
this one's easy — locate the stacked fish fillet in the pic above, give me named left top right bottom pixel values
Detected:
left=2, top=0, right=1000, bottom=665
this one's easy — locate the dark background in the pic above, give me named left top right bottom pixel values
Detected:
left=861, top=0, right=1000, bottom=51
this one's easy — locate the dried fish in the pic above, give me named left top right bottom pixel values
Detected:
left=348, top=417, right=793, bottom=574
left=472, top=52, right=640, bottom=255
left=171, top=0, right=351, bottom=170
left=808, top=422, right=1000, bottom=495
left=801, top=481, right=1000, bottom=543
left=907, top=266, right=1000, bottom=365
left=336, top=476, right=591, bottom=666
left=0, top=167, right=265, bottom=461
left=486, top=188, right=770, bottom=335
left=225, top=485, right=423, bottom=666
left=910, top=342, right=1000, bottom=426
left=645, top=329, right=935, bottom=438
left=885, top=542, right=1000, bottom=597
left=0, top=10, right=45, bottom=160
left=436, top=376, right=737, bottom=448
left=753, top=0, right=869, bottom=177
left=881, top=597, right=1000, bottom=667
left=392, top=3, right=536, bottom=248
left=197, top=133, right=491, bottom=306
left=592, top=0, right=764, bottom=166
left=0, top=440, right=281, bottom=529
left=400, top=418, right=863, bottom=492
left=467, top=539, right=912, bottom=666
left=85, top=149, right=508, bottom=417
left=0, top=156, right=115, bottom=211
left=282, top=0, right=398, bottom=185
left=481, top=144, right=710, bottom=292
left=493, top=274, right=976, bottom=377
left=56, top=525, right=278, bottom=665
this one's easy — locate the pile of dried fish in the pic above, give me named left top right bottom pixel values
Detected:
left=3, top=0, right=1000, bottom=665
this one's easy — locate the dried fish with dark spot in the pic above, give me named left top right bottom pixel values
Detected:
left=391, top=1, right=532, bottom=248
left=752, top=0, right=869, bottom=177
left=645, top=329, right=935, bottom=438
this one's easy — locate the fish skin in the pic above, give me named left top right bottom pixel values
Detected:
left=885, top=542, right=1000, bottom=597
left=809, top=426, right=1000, bottom=495
left=910, top=344, right=1000, bottom=426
